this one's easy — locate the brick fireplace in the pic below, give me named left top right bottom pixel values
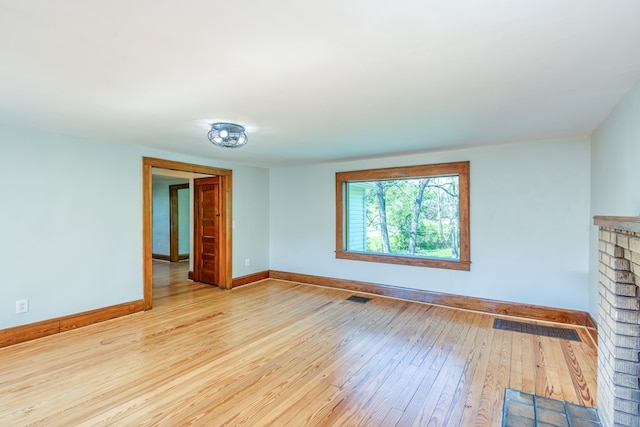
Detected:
left=594, top=216, right=640, bottom=427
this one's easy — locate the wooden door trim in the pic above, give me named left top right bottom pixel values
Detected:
left=169, top=183, right=189, bottom=263
left=143, top=157, right=233, bottom=310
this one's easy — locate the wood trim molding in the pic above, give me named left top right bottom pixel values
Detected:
left=585, top=316, right=598, bottom=347
left=585, top=314, right=597, bottom=330
left=144, top=157, right=233, bottom=177
left=59, top=301, right=144, bottom=332
left=0, top=300, right=144, bottom=348
left=232, top=271, right=270, bottom=288
left=143, top=161, right=153, bottom=310
left=269, top=270, right=595, bottom=327
left=335, top=161, right=470, bottom=271
left=335, top=250, right=470, bottom=271
left=152, top=254, right=188, bottom=262
left=143, top=157, right=233, bottom=308
left=0, top=319, right=60, bottom=348
left=220, top=174, right=232, bottom=289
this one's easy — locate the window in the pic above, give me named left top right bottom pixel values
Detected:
left=336, top=161, right=470, bottom=271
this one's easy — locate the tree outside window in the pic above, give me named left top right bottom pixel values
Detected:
left=336, top=161, right=470, bottom=271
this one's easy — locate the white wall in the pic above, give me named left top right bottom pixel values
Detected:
left=0, top=125, right=142, bottom=328
left=231, top=165, right=270, bottom=275
left=0, top=124, right=270, bottom=329
left=152, top=178, right=189, bottom=256
left=178, top=188, right=190, bottom=254
left=152, top=181, right=171, bottom=255
left=270, top=137, right=591, bottom=311
left=590, top=79, right=640, bottom=317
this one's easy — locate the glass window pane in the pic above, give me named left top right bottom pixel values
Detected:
left=345, top=176, right=460, bottom=260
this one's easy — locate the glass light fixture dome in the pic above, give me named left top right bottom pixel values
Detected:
left=208, top=122, right=247, bottom=148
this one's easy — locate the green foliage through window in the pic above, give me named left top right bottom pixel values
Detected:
left=336, top=161, right=470, bottom=271
left=346, top=176, right=460, bottom=260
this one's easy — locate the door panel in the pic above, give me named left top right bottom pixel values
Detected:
left=194, top=177, right=220, bottom=286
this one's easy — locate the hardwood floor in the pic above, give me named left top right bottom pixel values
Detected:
left=0, top=278, right=597, bottom=426
left=152, top=259, right=189, bottom=287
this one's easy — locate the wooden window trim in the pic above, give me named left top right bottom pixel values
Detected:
left=335, top=161, right=470, bottom=271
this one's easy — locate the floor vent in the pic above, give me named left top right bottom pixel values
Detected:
left=346, top=295, right=371, bottom=303
left=493, top=318, right=581, bottom=342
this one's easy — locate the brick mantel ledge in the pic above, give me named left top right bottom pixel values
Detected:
left=593, top=216, right=640, bottom=234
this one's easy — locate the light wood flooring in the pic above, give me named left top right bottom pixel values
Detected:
left=0, top=272, right=597, bottom=426
left=152, top=259, right=190, bottom=287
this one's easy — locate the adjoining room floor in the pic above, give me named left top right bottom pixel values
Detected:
left=152, top=259, right=190, bottom=287
left=0, top=279, right=597, bottom=426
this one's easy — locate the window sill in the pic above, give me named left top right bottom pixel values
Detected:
left=336, top=250, right=471, bottom=271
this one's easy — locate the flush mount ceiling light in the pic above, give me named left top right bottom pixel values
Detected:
left=208, top=122, right=248, bottom=148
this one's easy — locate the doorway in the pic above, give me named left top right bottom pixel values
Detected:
left=151, top=177, right=191, bottom=289
left=143, top=157, right=233, bottom=310
left=169, top=183, right=190, bottom=262
left=151, top=177, right=190, bottom=262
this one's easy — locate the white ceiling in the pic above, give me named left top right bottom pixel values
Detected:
left=1, top=1, right=639, bottom=167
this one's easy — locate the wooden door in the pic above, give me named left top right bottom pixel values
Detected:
left=193, top=177, right=220, bottom=286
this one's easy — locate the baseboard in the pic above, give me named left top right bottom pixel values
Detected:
left=59, top=300, right=144, bottom=332
left=585, top=314, right=598, bottom=345
left=153, top=254, right=189, bottom=262
left=585, top=314, right=597, bottom=330
left=232, top=270, right=270, bottom=288
left=0, top=319, right=60, bottom=348
left=269, top=270, right=594, bottom=328
left=0, top=300, right=144, bottom=348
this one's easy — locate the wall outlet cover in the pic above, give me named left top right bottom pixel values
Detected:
left=16, top=299, right=29, bottom=314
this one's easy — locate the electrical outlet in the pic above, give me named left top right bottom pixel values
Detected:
left=245, top=258, right=250, bottom=266
left=16, top=299, right=29, bottom=314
